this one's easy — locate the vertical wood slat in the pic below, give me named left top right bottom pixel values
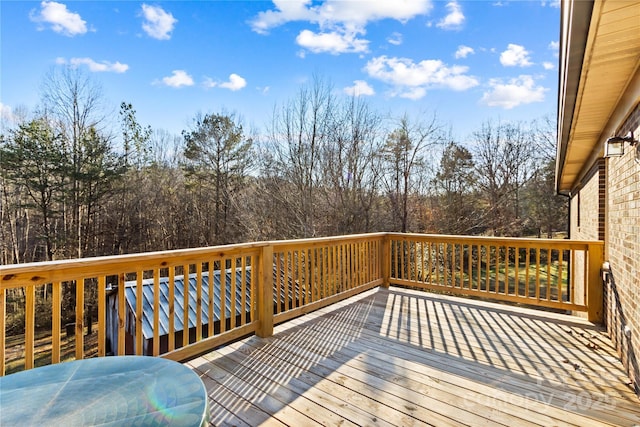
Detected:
left=359, top=242, right=364, bottom=284
left=485, top=245, right=490, bottom=292
left=168, top=267, right=176, bottom=351
left=25, top=285, right=35, bottom=369
left=344, top=243, right=350, bottom=290
left=476, top=245, right=481, bottom=290
left=334, top=246, right=340, bottom=293
left=306, top=249, right=312, bottom=303
left=436, top=242, right=441, bottom=285
left=240, top=257, right=247, bottom=327
left=208, top=261, right=215, bottom=337
left=557, top=250, right=564, bottom=302
left=183, top=264, right=190, bottom=348
left=467, top=244, right=472, bottom=290
left=427, top=242, right=433, bottom=284
left=230, top=259, right=237, bottom=329
left=153, top=270, right=160, bottom=356
left=353, top=242, right=358, bottom=287
left=342, top=243, right=353, bottom=290
left=136, top=272, right=143, bottom=356
left=275, top=252, right=282, bottom=314
left=317, top=247, right=322, bottom=299
left=583, top=249, right=589, bottom=304
left=515, top=247, right=520, bottom=296
left=504, top=247, right=509, bottom=295
left=399, top=241, right=405, bottom=281
left=443, top=243, right=448, bottom=287
left=459, top=244, right=464, bottom=288
left=536, top=249, right=542, bottom=301
left=570, top=249, right=576, bottom=305
left=546, top=249, right=552, bottom=301
left=297, top=250, right=303, bottom=306
left=525, top=249, right=531, bottom=299
left=257, top=244, right=274, bottom=338
left=284, top=252, right=290, bottom=312
left=587, top=243, right=604, bottom=322
left=355, top=242, right=359, bottom=286
left=252, top=255, right=258, bottom=321
left=117, top=274, right=125, bottom=355
left=290, top=251, right=296, bottom=307
left=196, top=262, right=203, bottom=341
left=0, top=287, right=5, bottom=375
left=53, top=281, right=63, bottom=361
left=75, top=279, right=84, bottom=360
left=220, top=261, right=226, bottom=333
left=323, top=246, right=329, bottom=298
left=343, top=244, right=349, bottom=289
left=310, top=249, right=316, bottom=302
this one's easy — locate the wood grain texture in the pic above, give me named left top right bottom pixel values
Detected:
left=191, top=286, right=639, bottom=427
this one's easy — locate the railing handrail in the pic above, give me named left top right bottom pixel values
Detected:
left=0, top=231, right=605, bottom=375
left=388, top=232, right=603, bottom=248
left=0, top=232, right=391, bottom=289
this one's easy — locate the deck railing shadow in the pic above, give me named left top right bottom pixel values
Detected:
left=189, top=286, right=637, bottom=426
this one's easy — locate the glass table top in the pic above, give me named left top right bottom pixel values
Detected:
left=0, top=356, right=208, bottom=426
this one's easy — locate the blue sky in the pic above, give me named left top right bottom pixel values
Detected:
left=1, top=1, right=560, bottom=141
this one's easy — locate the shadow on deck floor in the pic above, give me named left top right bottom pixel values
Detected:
left=188, top=286, right=640, bottom=426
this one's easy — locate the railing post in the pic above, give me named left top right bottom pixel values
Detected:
left=257, top=244, right=274, bottom=338
left=381, top=234, right=390, bottom=288
left=587, top=242, right=604, bottom=323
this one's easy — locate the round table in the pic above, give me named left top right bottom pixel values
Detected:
left=0, top=356, right=208, bottom=426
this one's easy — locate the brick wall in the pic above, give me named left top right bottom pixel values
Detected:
left=570, top=160, right=604, bottom=307
left=604, top=121, right=640, bottom=395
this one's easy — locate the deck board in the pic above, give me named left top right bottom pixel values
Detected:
left=189, top=286, right=640, bottom=426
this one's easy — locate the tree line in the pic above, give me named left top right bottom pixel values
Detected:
left=0, top=69, right=566, bottom=266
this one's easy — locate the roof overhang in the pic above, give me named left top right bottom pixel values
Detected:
left=556, top=0, right=640, bottom=194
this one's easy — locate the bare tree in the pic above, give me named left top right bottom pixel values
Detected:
left=472, top=120, right=536, bottom=236
left=40, top=66, right=107, bottom=257
left=322, top=96, right=383, bottom=234
left=380, top=112, right=442, bottom=233
left=263, top=75, right=334, bottom=238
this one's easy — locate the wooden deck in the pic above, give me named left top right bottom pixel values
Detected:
left=187, top=286, right=640, bottom=426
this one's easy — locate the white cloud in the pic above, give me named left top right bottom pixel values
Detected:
left=250, top=0, right=431, bottom=55
left=0, top=102, right=14, bottom=122
left=387, top=32, right=403, bottom=46
left=455, top=45, right=474, bottom=59
left=437, top=1, right=465, bottom=30
left=364, top=55, right=478, bottom=99
left=399, top=87, right=427, bottom=100
left=542, top=61, right=554, bottom=70
left=548, top=40, right=559, bottom=58
left=344, top=80, right=375, bottom=96
left=500, top=44, right=532, bottom=67
left=481, top=75, right=547, bottom=109
left=219, top=74, right=247, bottom=91
left=141, top=4, right=177, bottom=40
left=250, top=0, right=433, bottom=34
left=159, top=70, right=194, bottom=88
left=58, top=57, right=129, bottom=73
left=30, top=1, right=87, bottom=36
left=541, top=0, right=560, bottom=7
left=296, top=29, right=368, bottom=54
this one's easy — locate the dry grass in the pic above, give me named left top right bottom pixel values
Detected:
left=5, top=323, right=99, bottom=375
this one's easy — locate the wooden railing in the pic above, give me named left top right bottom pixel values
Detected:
left=387, top=234, right=604, bottom=320
left=0, top=232, right=603, bottom=375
